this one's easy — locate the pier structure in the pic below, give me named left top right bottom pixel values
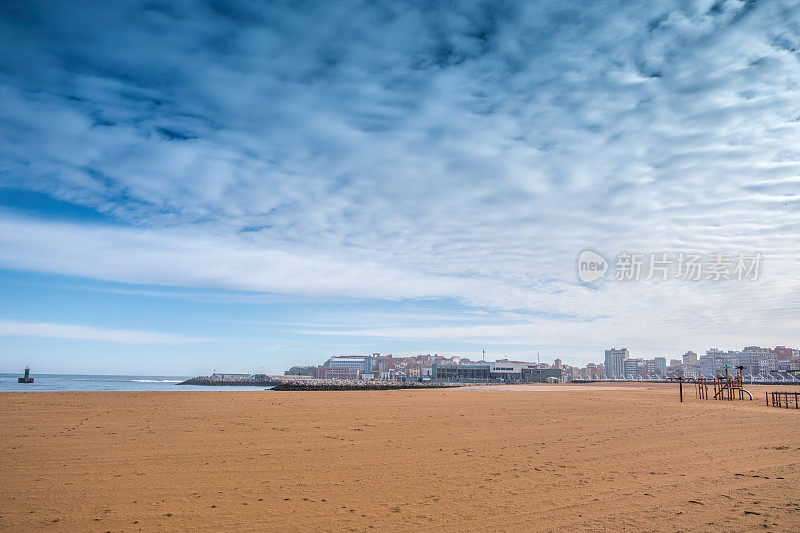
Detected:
left=18, top=367, right=34, bottom=384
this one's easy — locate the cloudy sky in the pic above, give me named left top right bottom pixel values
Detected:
left=1, top=0, right=799, bottom=374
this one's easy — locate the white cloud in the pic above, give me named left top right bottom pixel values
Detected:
left=0, top=319, right=208, bottom=344
left=0, top=0, right=799, bottom=358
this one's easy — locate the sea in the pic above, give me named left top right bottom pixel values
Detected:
left=0, top=373, right=273, bottom=392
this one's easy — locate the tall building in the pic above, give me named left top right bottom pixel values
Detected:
left=682, top=351, right=698, bottom=365
left=604, top=348, right=629, bottom=379
left=743, top=346, right=775, bottom=373
left=653, top=357, right=667, bottom=374
left=623, top=358, right=644, bottom=379
left=700, top=349, right=720, bottom=376
left=700, top=349, right=742, bottom=376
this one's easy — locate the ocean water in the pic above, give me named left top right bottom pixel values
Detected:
left=0, top=373, right=273, bottom=391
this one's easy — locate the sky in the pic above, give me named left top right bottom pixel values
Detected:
left=1, top=0, right=799, bottom=375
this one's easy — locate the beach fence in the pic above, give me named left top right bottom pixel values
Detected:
left=766, top=391, right=800, bottom=409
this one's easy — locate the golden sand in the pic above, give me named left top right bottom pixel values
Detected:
left=1, top=383, right=799, bottom=531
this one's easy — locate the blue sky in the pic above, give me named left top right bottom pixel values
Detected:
left=1, top=0, right=799, bottom=374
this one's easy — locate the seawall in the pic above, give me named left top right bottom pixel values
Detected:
left=178, top=376, right=279, bottom=387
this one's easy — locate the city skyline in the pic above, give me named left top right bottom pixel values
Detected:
left=1, top=1, right=800, bottom=374
left=270, top=342, right=799, bottom=383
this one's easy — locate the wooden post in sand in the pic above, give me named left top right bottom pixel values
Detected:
left=696, top=378, right=707, bottom=400
left=669, top=375, right=691, bottom=403
left=735, top=366, right=744, bottom=400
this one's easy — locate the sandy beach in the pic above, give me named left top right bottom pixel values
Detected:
left=1, top=383, right=799, bottom=531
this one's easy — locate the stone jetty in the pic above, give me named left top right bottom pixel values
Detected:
left=271, top=379, right=469, bottom=391
left=178, top=376, right=279, bottom=387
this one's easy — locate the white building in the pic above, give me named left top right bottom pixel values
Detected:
left=604, top=348, right=629, bottom=379
left=490, top=359, right=541, bottom=382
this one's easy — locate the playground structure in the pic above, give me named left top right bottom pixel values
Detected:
left=766, top=391, right=800, bottom=409
left=695, top=366, right=752, bottom=401
left=672, top=367, right=800, bottom=407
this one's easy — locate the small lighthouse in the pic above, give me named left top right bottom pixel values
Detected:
left=18, top=366, right=34, bottom=383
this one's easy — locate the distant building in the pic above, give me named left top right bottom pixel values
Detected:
left=653, top=357, right=667, bottom=374
left=433, top=362, right=491, bottom=382
left=553, top=358, right=563, bottom=369
left=562, top=365, right=579, bottom=382
left=284, top=366, right=317, bottom=377
left=522, top=367, right=562, bottom=383
left=584, top=362, right=603, bottom=380
left=700, top=348, right=745, bottom=376
left=775, top=346, right=798, bottom=360
left=406, top=364, right=422, bottom=378
left=326, top=355, right=373, bottom=373
left=743, top=346, right=774, bottom=374
left=682, top=351, right=698, bottom=365
left=700, top=349, right=720, bottom=376
left=317, top=367, right=360, bottom=380
left=489, top=359, right=542, bottom=382
left=604, top=348, right=629, bottom=379
left=623, top=358, right=644, bottom=379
